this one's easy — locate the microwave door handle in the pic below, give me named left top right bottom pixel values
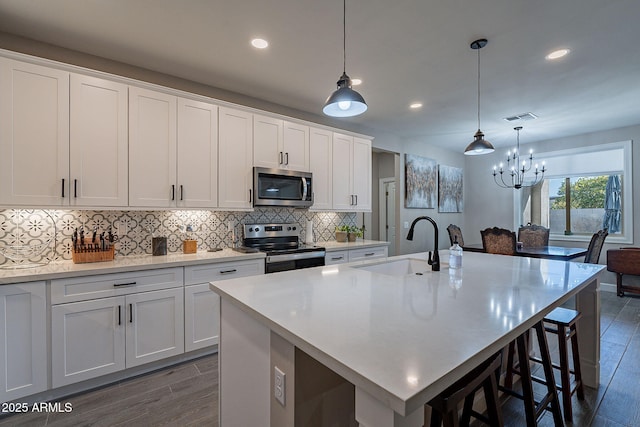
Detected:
left=301, top=177, right=308, bottom=201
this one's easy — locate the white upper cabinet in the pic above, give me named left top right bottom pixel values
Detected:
left=70, top=74, right=128, bottom=207
left=282, top=121, right=310, bottom=171
left=332, top=133, right=372, bottom=211
left=254, top=114, right=309, bottom=171
left=219, top=106, right=253, bottom=209
left=177, top=98, right=218, bottom=208
left=309, top=127, right=333, bottom=210
left=128, top=86, right=177, bottom=207
left=0, top=58, right=70, bottom=206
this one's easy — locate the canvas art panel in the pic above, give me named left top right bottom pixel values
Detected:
left=438, top=165, right=463, bottom=212
left=405, top=154, right=437, bottom=208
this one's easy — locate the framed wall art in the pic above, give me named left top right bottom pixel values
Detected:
left=438, top=165, right=463, bottom=212
left=404, top=154, right=437, bottom=208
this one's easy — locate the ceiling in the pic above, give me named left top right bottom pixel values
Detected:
left=1, top=0, right=639, bottom=152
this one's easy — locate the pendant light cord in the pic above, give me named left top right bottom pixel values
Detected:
left=477, top=46, right=481, bottom=129
left=343, top=0, right=346, bottom=74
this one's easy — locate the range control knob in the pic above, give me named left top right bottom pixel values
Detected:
left=292, top=226, right=297, bottom=231
left=254, top=227, right=260, bottom=232
left=287, top=226, right=292, bottom=231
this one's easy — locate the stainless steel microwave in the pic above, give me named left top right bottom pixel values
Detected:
left=253, top=167, right=313, bottom=208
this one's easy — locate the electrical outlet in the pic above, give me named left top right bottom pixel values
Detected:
left=404, top=221, right=409, bottom=229
left=227, top=220, right=235, bottom=233
left=274, top=366, right=286, bottom=406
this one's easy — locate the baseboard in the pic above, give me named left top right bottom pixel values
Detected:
left=601, top=282, right=616, bottom=293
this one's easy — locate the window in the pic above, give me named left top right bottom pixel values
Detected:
left=516, top=141, right=632, bottom=243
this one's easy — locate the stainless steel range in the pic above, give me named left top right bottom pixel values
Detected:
left=242, top=223, right=326, bottom=273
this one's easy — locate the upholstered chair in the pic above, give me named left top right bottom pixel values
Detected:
left=517, top=224, right=550, bottom=248
left=481, top=227, right=517, bottom=256
left=447, top=224, right=465, bottom=247
left=584, top=228, right=608, bottom=264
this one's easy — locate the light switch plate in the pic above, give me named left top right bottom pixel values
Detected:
left=274, top=366, right=286, bottom=406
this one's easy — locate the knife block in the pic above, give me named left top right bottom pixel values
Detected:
left=72, top=245, right=115, bottom=264
left=183, top=239, right=197, bottom=254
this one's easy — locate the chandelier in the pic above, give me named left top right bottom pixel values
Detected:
left=493, top=126, right=546, bottom=189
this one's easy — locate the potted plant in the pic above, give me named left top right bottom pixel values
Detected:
left=335, top=225, right=349, bottom=242
left=347, top=225, right=364, bottom=242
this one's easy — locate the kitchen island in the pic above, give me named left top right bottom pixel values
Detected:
left=210, top=251, right=604, bottom=427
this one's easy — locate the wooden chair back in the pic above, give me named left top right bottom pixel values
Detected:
left=517, top=224, right=550, bottom=248
left=447, top=224, right=465, bottom=247
left=481, top=227, right=517, bottom=255
left=584, top=228, right=608, bottom=264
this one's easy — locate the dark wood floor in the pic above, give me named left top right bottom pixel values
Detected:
left=1, top=291, right=638, bottom=426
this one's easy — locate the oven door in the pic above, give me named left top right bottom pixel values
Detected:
left=253, top=167, right=313, bottom=208
left=265, top=251, right=325, bottom=273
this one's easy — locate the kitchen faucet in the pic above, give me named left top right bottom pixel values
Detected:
left=406, top=216, right=440, bottom=271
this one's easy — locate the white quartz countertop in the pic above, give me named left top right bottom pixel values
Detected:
left=0, top=249, right=265, bottom=284
left=210, top=251, right=605, bottom=415
left=322, top=239, right=390, bottom=251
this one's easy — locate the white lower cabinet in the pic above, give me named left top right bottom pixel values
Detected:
left=184, top=259, right=265, bottom=352
left=0, top=282, right=47, bottom=402
left=325, top=245, right=389, bottom=265
left=51, top=268, right=184, bottom=388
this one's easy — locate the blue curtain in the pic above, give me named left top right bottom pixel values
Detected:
left=602, top=175, right=621, bottom=233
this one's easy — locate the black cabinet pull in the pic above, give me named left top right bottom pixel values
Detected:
left=285, top=152, right=289, bottom=165
left=219, top=269, right=237, bottom=274
left=364, top=252, right=375, bottom=257
left=129, top=303, right=133, bottom=323
left=171, top=185, right=175, bottom=201
left=74, top=179, right=78, bottom=198
left=355, top=194, right=358, bottom=205
left=279, top=151, right=283, bottom=164
left=113, top=282, right=136, bottom=287
left=118, top=305, right=121, bottom=325
left=61, top=178, right=65, bottom=197
left=249, top=189, right=252, bottom=203
left=331, top=256, right=344, bottom=261
left=180, top=185, right=184, bottom=201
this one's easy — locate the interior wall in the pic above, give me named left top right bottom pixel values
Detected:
left=464, top=124, right=640, bottom=284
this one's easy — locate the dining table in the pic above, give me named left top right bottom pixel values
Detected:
left=462, top=243, right=588, bottom=261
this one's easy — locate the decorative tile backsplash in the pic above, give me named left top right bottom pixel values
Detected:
left=0, top=208, right=356, bottom=266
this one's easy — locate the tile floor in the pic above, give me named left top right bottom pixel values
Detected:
left=0, top=291, right=638, bottom=426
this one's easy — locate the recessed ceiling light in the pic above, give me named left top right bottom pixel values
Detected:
left=251, top=38, right=269, bottom=49
left=545, top=48, right=570, bottom=60
left=409, top=102, right=423, bottom=109
left=351, top=78, right=362, bottom=86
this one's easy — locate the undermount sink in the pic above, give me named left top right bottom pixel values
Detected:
left=354, top=258, right=432, bottom=276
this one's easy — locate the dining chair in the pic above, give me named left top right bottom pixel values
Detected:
left=446, top=224, right=465, bottom=247
left=480, top=227, right=517, bottom=255
left=517, top=224, right=549, bottom=248
left=584, top=228, right=608, bottom=264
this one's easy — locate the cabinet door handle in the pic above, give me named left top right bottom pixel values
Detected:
left=171, top=185, right=175, bottom=201
left=355, top=195, right=358, bottom=205
left=114, top=281, right=137, bottom=287
left=331, top=256, right=344, bottom=261
left=364, top=252, right=376, bottom=257
left=219, top=269, right=237, bottom=274
left=61, top=178, right=65, bottom=198
left=118, top=305, right=122, bottom=325
left=350, top=195, right=354, bottom=205
left=279, top=151, right=283, bottom=165
left=285, top=152, right=289, bottom=165
left=129, top=303, right=133, bottom=323
left=74, top=179, right=78, bottom=198
left=249, top=189, right=252, bottom=203
left=180, top=185, right=184, bottom=201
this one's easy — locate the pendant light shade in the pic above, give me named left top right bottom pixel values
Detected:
left=464, top=38, right=494, bottom=155
left=323, top=0, right=367, bottom=118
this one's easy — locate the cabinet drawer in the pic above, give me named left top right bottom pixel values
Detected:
left=348, top=246, right=388, bottom=262
left=51, top=267, right=183, bottom=304
left=325, top=250, right=349, bottom=265
left=184, top=259, right=264, bottom=285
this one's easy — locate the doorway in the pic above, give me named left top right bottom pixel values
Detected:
left=379, top=177, right=397, bottom=256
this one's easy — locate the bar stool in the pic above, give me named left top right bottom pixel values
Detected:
left=427, top=351, right=503, bottom=427
left=500, top=321, right=564, bottom=426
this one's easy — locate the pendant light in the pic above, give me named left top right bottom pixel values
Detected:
left=464, top=38, right=495, bottom=155
left=323, top=0, right=367, bottom=117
